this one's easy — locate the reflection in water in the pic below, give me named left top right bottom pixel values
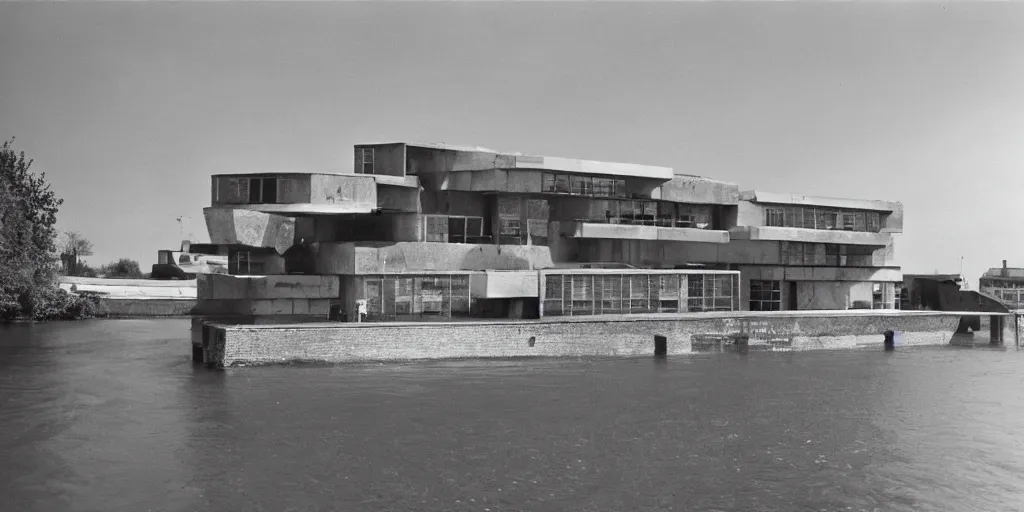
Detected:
left=2, top=319, right=1024, bottom=512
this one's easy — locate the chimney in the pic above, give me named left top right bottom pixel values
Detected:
left=1003, top=260, right=1008, bottom=277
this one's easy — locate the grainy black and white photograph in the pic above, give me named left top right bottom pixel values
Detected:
left=2, top=1, right=1023, bottom=511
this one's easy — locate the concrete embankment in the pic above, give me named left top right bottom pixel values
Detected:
left=59, top=277, right=196, bottom=317
left=193, top=310, right=1015, bottom=368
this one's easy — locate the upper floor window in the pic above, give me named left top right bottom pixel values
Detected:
left=542, top=173, right=626, bottom=198
left=248, top=177, right=278, bottom=204
left=825, top=244, right=875, bottom=267
left=765, top=205, right=881, bottom=233
left=423, top=215, right=485, bottom=244
left=355, top=148, right=375, bottom=174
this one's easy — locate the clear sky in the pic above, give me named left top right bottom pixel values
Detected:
left=1, top=2, right=1022, bottom=285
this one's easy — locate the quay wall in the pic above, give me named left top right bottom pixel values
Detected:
left=203, top=312, right=968, bottom=367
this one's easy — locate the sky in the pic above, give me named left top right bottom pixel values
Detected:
left=1, top=2, right=1022, bottom=286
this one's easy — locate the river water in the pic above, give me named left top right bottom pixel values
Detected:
left=2, top=319, right=1024, bottom=512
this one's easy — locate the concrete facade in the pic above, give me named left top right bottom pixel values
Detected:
left=196, top=141, right=908, bottom=325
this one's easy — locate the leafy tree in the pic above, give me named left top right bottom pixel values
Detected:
left=100, top=258, right=144, bottom=279
left=60, top=230, right=94, bottom=276
left=1, top=138, right=98, bottom=321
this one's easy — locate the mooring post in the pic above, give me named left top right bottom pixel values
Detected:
left=883, top=330, right=895, bottom=351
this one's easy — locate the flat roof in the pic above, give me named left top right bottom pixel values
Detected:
left=740, top=190, right=901, bottom=212
left=360, top=141, right=675, bottom=180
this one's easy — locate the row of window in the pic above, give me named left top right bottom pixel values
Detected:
left=542, top=173, right=628, bottom=198
left=748, top=280, right=897, bottom=310
left=541, top=273, right=740, bottom=316
left=782, top=242, right=876, bottom=267
left=992, top=289, right=1024, bottom=307
left=765, top=206, right=882, bottom=233
left=361, top=275, right=472, bottom=321
left=580, top=200, right=714, bottom=229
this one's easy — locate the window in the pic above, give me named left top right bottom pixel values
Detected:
left=749, top=280, right=782, bottom=311
left=246, top=177, right=278, bottom=204
left=676, top=205, right=712, bottom=229
left=543, top=274, right=564, bottom=316
left=783, top=242, right=816, bottom=266
left=570, top=275, right=594, bottom=315
left=541, top=173, right=571, bottom=194
left=765, top=208, right=784, bottom=227
left=234, top=251, right=264, bottom=275
left=355, top=148, right=374, bottom=174
left=424, top=215, right=448, bottom=242
left=178, top=254, right=191, bottom=264
left=500, top=218, right=522, bottom=239
left=867, top=212, right=881, bottom=232
left=570, top=175, right=593, bottom=196
left=872, top=282, right=895, bottom=309
left=542, top=173, right=625, bottom=198
left=658, top=275, right=680, bottom=312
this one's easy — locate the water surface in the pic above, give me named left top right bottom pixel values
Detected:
left=2, top=319, right=1024, bottom=512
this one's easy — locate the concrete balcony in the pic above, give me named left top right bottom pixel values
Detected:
left=204, top=208, right=297, bottom=254
left=729, top=226, right=891, bottom=246
left=565, top=221, right=730, bottom=243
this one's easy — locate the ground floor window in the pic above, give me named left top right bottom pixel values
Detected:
left=541, top=272, right=739, bottom=317
left=872, top=282, right=896, bottom=309
left=749, top=280, right=782, bottom=311
left=361, top=274, right=473, bottom=321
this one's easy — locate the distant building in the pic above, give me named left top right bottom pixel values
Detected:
left=979, top=261, right=1024, bottom=309
left=195, top=142, right=905, bottom=323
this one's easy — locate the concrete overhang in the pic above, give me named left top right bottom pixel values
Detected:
left=228, top=203, right=375, bottom=215
left=197, top=273, right=340, bottom=300
left=378, top=141, right=674, bottom=180
left=204, top=207, right=297, bottom=254
left=740, top=190, right=901, bottom=213
left=654, top=175, right=741, bottom=205
left=740, top=265, right=903, bottom=282
left=565, top=222, right=729, bottom=243
left=470, top=270, right=540, bottom=299
left=512, top=155, right=674, bottom=180
left=729, top=226, right=891, bottom=246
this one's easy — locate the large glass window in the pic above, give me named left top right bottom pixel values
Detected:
left=765, top=205, right=881, bottom=232
left=542, top=272, right=738, bottom=317
left=361, top=274, right=474, bottom=321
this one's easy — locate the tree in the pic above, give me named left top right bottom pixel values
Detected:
left=100, top=258, right=143, bottom=279
left=1, top=138, right=98, bottom=321
left=59, top=230, right=94, bottom=276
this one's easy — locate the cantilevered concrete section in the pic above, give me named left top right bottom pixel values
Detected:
left=655, top=175, right=741, bottom=205
left=359, top=141, right=675, bottom=180
left=739, top=190, right=901, bottom=213
left=729, top=226, right=892, bottom=246
left=204, top=208, right=296, bottom=255
left=564, top=221, right=731, bottom=244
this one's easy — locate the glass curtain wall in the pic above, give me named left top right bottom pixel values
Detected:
left=542, top=272, right=739, bottom=317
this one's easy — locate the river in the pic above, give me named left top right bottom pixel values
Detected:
left=2, top=318, right=1024, bottom=511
